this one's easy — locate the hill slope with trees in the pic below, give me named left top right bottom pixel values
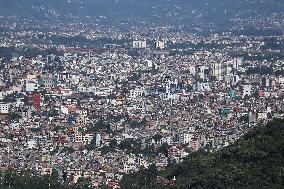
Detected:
left=121, top=119, right=284, bottom=189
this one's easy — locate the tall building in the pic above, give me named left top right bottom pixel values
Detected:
left=26, top=74, right=38, bottom=92
left=95, top=133, right=101, bottom=146
left=196, top=65, right=209, bottom=81
left=233, top=57, right=244, bottom=71
left=211, top=61, right=223, bottom=81
left=211, top=60, right=236, bottom=81
left=32, top=92, right=41, bottom=112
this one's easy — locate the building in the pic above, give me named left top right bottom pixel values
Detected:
left=196, top=65, right=209, bottom=81
left=26, top=75, right=38, bottom=92
left=104, top=44, right=123, bottom=49
left=211, top=62, right=223, bottom=81
left=95, top=133, right=102, bottom=146
left=130, top=86, right=145, bottom=99
left=155, top=39, right=166, bottom=49
left=0, top=103, right=9, bottom=114
left=47, top=54, right=56, bottom=64
left=233, top=57, right=244, bottom=71
left=243, top=84, right=252, bottom=97
left=180, top=133, right=194, bottom=145
left=152, top=50, right=170, bottom=59
left=191, top=138, right=201, bottom=151
left=133, top=40, right=147, bottom=48
left=32, top=92, right=41, bottom=112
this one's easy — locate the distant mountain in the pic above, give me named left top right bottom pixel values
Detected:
left=121, top=119, right=284, bottom=189
left=1, top=0, right=283, bottom=27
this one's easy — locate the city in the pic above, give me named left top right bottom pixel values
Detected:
left=0, top=1, right=283, bottom=189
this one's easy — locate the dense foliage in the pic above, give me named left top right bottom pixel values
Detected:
left=0, top=47, right=63, bottom=61
left=0, top=169, right=69, bottom=189
left=121, top=119, right=284, bottom=189
left=0, top=169, right=98, bottom=189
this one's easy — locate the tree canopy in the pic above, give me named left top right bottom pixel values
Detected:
left=121, top=119, right=284, bottom=189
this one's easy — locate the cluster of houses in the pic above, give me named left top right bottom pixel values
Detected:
left=0, top=44, right=283, bottom=188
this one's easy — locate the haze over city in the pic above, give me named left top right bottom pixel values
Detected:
left=0, top=1, right=283, bottom=189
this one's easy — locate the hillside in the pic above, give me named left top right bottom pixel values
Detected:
left=0, top=120, right=283, bottom=189
left=0, top=0, right=283, bottom=27
left=120, top=119, right=284, bottom=189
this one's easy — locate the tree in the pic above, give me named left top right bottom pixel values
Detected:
left=109, top=139, right=117, bottom=149
left=153, top=134, right=163, bottom=143
left=157, top=143, right=170, bottom=157
left=120, top=119, right=284, bottom=189
left=61, top=146, right=75, bottom=154
left=49, top=109, right=59, bottom=117
left=8, top=112, right=22, bottom=121
left=74, top=177, right=91, bottom=189
left=1, top=94, right=17, bottom=103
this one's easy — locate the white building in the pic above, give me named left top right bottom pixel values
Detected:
left=27, top=139, right=37, bottom=149
left=146, top=59, right=153, bottom=68
left=161, top=136, right=173, bottom=145
left=83, top=133, right=94, bottom=145
left=258, top=112, right=268, bottom=120
left=197, top=65, right=209, bottom=80
left=61, top=105, right=69, bottom=115
left=155, top=40, right=166, bottom=49
left=26, top=74, right=38, bottom=92
left=95, top=133, right=101, bottom=146
left=243, top=84, right=252, bottom=97
left=233, top=57, right=244, bottom=71
left=211, top=62, right=223, bottom=81
left=130, top=86, right=145, bottom=99
left=189, top=64, right=197, bottom=76
left=180, top=133, right=194, bottom=144
left=133, top=40, right=147, bottom=48
left=0, top=103, right=9, bottom=114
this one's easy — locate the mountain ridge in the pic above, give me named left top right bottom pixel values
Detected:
left=1, top=0, right=283, bottom=26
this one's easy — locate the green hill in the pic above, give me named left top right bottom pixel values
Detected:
left=121, top=119, right=284, bottom=189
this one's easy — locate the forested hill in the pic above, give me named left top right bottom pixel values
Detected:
left=0, top=0, right=283, bottom=26
left=120, top=119, right=284, bottom=189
